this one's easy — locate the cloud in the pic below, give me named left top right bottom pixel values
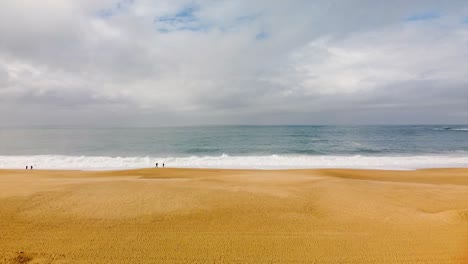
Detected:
left=276, top=23, right=468, bottom=96
left=0, top=0, right=467, bottom=126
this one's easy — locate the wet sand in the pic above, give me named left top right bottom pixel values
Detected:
left=0, top=168, right=467, bottom=263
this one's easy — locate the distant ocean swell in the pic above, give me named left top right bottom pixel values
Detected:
left=433, top=128, right=468, bottom=131
left=1, top=154, right=468, bottom=170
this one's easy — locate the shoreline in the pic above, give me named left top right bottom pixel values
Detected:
left=3, top=165, right=468, bottom=172
left=0, top=166, right=468, bottom=173
left=2, top=153, right=468, bottom=171
left=1, top=167, right=467, bottom=263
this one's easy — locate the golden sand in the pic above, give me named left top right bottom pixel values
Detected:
left=0, top=168, right=467, bottom=263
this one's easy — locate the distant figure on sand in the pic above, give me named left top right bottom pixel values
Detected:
left=25, top=166, right=28, bottom=170
left=155, top=163, right=158, bottom=168
left=163, top=163, right=165, bottom=168
left=31, top=165, right=33, bottom=170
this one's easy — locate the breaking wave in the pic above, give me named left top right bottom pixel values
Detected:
left=1, top=154, right=467, bottom=170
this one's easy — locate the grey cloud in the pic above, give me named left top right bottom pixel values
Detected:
left=0, top=0, right=467, bottom=126
left=13, top=89, right=130, bottom=108
left=0, top=65, right=9, bottom=87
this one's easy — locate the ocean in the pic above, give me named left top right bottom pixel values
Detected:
left=0, top=125, right=467, bottom=170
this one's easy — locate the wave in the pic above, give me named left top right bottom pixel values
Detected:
left=433, top=128, right=468, bottom=131
left=1, top=154, right=467, bottom=170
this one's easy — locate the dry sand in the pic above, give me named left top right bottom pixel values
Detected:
left=0, top=168, right=467, bottom=263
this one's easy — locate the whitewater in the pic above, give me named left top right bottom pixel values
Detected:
left=2, top=154, right=468, bottom=170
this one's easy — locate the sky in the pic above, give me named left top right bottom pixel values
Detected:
left=0, top=0, right=467, bottom=126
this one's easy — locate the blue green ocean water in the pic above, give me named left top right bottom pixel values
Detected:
left=0, top=125, right=467, bottom=169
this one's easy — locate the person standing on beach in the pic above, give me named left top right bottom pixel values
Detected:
left=163, top=163, right=165, bottom=168
left=31, top=165, right=33, bottom=170
left=25, top=166, right=28, bottom=170
left=155, top=163, right=158, bottom=168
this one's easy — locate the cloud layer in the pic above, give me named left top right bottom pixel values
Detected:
left=0, top=0, right=467, bottom=126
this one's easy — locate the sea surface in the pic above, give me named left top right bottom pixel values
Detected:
left=1, top=125, right=467, bottom=170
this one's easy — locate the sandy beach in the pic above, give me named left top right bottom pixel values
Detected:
left=0, top=168, right=467, bottom=263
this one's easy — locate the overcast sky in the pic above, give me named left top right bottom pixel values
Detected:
left=0, top=0, right=467, bottom=126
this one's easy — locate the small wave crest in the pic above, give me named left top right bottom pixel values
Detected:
left=1, top=154, right=467, bottom=170
left=433, top=127, right=468, bottom=131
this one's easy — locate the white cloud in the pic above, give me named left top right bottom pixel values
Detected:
left=278, top=23, right=468, bottom=96
left=0, top=0, right=467, bottom=125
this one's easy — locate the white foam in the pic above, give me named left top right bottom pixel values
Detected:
left=1, top=154, right=468, bottom=170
